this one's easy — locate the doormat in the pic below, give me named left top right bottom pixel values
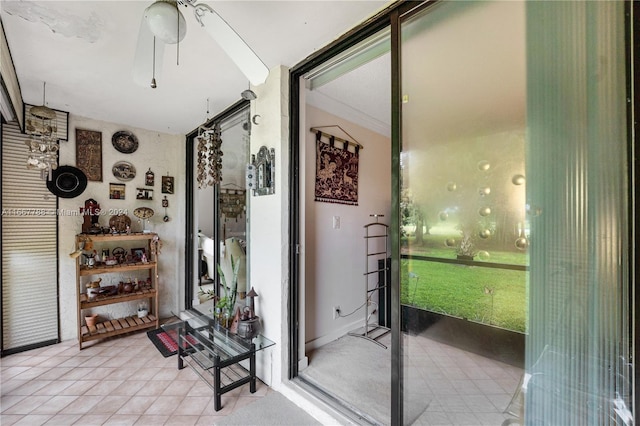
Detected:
left=146, top=328, right=198, bottom=357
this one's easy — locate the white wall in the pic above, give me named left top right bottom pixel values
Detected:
left=303, top=105, right=391, bottom=350
left=248, top=65, right=289, bottom=387
left=58, top=115, right=185, bottom=341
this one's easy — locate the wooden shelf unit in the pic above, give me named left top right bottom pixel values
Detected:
left=75, top=233, right=160, bottom=349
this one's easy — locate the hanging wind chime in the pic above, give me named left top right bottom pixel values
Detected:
left=197, top=122, right=223, bottom=188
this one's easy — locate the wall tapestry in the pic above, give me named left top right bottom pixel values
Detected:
left=76, top=128, right=102, bottom=181
left=220, top=187, right=246, bottom=220
left=314, top=131, right=360, bottom=206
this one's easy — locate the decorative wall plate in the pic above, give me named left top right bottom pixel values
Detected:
left=112, top=130, right=139, bottom=154
left=133, top=207, right=154, bottom=220
left=112, top=161, right=136, bottom=181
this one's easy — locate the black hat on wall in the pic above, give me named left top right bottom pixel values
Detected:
left=46, top=166, right=88, bottom=198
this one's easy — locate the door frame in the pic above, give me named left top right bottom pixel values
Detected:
left=627, top=0, right=638, bottom=417
left=287, top=2, right=433, bottom=423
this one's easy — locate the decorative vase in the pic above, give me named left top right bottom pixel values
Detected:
left=85, top=314, right=98, bottom=327
left=237, top=317, right=261, bottom=339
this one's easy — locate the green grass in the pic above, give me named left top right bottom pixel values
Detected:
left=401, top=259, right=527, bottom=333
left=403, top=233, right=529, bottom=266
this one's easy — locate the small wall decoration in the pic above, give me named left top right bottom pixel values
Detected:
left=136, top=188, right=153, bottom=200
left=112, top=130, right=138, bottom=154
left=76, top=128, right=102, bottom=181
left=162, top=196, right=170, bottom=222
left=220, top=186, right=246, bottom=220
left=145, top=168, right=155, bottom=186
left=162, top=175, right=174, bottom=194
left=112, top=161, right=136, bottom=181
left=249, top=146, right=275, bottom=196
left=109, top=183, right=126, bottom=200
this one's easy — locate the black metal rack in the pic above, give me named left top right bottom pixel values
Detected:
left=348, top=215, right=391, bottom=348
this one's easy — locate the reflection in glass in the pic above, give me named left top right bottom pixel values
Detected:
left=400, top=1, right=528, bottom=424
left=477, top=160, right=490, bottom=171
left=512, top=173, right=525, bottom=185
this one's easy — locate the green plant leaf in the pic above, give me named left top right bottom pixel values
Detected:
left=217, top=254, right=241, bottom=316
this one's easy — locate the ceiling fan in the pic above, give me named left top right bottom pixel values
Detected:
left=132, top=0, right=269, bottom=88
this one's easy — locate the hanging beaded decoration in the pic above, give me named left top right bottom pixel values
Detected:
left=196, top=123, right=223, bottom=188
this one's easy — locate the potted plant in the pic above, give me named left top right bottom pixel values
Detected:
left=197, top=286, right=216, bottom=304
left=216, top=255, right=240, bottom=327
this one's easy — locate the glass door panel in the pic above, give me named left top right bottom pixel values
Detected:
left=523, top=2, right=631, bottom=424
left=400, top=1, right=529, bottom=424
left=398, top=1, right=631, bottom=425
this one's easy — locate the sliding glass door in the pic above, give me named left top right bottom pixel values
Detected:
left=290, top=2, right=634, bottom=424
left=397, top=1, right=632, bottom=424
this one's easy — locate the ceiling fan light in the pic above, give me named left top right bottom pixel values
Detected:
left=144, top=1, right=186, bottom=44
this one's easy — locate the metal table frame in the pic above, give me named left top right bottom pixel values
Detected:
left=165, top=315, right=274, bottom=411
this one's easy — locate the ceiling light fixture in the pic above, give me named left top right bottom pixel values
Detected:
left=134, top=0, right=269, bottom=88
left=25, top=82, right=58, bottom=180
left=144, top=0, right=186, bottom=44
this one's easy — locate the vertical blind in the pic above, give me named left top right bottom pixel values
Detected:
left=2, top=121, right=59, bottom=352
left=525, top=1, right=631, bottom=424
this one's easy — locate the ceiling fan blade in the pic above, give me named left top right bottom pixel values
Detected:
left=196, top=7, right=269, bottom=86
left=132, top=13, right=165, bottom=87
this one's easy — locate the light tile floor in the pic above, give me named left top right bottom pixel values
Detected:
left=2, top=326, right=524, bottom=426
left=302, top=331, right=523, bottom=425
left=1, top=329, right=271, bottom=426
left=405, top=334, right=523, bottom=425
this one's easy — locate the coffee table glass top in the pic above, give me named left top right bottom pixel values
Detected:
left=162, top=313, right=275, bottom=361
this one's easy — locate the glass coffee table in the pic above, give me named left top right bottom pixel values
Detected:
left=163, top=313, right=274, bottom=411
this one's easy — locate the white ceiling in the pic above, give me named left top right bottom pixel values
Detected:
left=1, top=0, right=388, bottom=135
left=306, top=0, right=525, bottom=142
left=308, top=51, right=391, bottom=136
